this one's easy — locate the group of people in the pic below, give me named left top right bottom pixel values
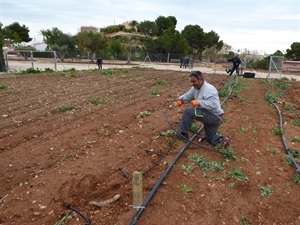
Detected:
left=180, top=56, right=194, bottom=69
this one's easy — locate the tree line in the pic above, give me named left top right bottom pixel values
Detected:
left=1, top=15, right=299, bottom=72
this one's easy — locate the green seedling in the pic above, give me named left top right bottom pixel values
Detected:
left=292, top=137, right=300, bottom=142
left=182, top=164, right=194, bottom=172
left=292, top=119, right=300, bottom=126
left=88, top=98, right=107, bottom=105
left=138, top=111, right=151, bottom=118
left=294, top=174, right=300, bottom=185
left=258, top=185, right=273, bottom=196
left=58, top=104, right=76, bottom=112
left=227, top=166, right=250, bottom=182
left=151, top=88, right=160, bottom=96
left=241, top=216, right=250, bottom=225
left=177, top=184, right=192, bottom=193
left=240, top=127, right=247, bottom=133
left=0, top=83, right=8, bottom=89
left=155, top=79, right=169, bottom=85
left=267, top=147, right=278, bottom=154
left=271, top=127, right=284, bottom=136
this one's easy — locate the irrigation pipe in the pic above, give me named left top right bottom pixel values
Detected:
left=269, top=101, right=300, bottom=174
left=128, top=76, right=235, bottom=225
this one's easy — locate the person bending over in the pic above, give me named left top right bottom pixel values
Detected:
left=176, top=71, right=230, bottom=148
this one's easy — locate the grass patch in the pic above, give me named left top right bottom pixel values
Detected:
left=58, top=104, right=76, bottom=112
left=151, top=88, right=160, bottom=96
left=177, top=184, right=192, bottom=193
left=88, top=98, right=107, bottom=105
left=0, top=83, right=8, bottom=90
left=138, top=111, right=151, bottom=118
left=258, top=185, right=273, bottom=196
left=292, top=137, right=300, bottom=142
left=227, top=166, right=250, bottom=182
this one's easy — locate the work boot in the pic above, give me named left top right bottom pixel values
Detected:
left=215, top=136, right=230, bottom=149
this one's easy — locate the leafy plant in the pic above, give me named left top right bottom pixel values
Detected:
left=58, top=104, right=76, bottom=112
left=292, top=119, right=300, bottom=126
left=258, top=185, right=273, bottom=196
left=182, top=164, right=194, bottom=172
left=155, top=79, right=168, bottom=85
left=240, top=127, right=247, bottom=133
left=241, top=215, right=250, bottom=225
left=284, top=104, right=294, bottom=111
left=294, top=174, right=300, bottom=185
left=188, top=154, right=225, bottom=171
left=88, top=98, right=107, bottom=105
left=190, top=123, right=200, bottom=134
left=271, top=127, right=284, bottom=136
left=227, top=166, right=250, bottom=182
left=151, top=88, right=160, bottom=96
left=102, top=70, right=113, bottom=76
left=0, top=83, right=8, bottom=89
left=219, top=147, right=237, bottom=161
left=138, top=110, right=151, bottom=118
left=177, top=184, right=192, bottom=193
left=267, top=147, right=278, bottom=154
left=292, top=137, right=300, bottom=142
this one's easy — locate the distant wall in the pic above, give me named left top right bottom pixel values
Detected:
left=282, top=61, right=300, bottom=72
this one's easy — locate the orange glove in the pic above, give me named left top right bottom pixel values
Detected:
left=176, top=99, right=184, bottom=107
left=191, top=100, right=199, bottom=107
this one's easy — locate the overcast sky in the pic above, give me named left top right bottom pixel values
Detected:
left=1, top=0, right=299, bottom=54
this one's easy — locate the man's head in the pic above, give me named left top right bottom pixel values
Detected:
left=190, top=71, right=204, bottom=90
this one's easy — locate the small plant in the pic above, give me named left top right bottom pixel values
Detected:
left=220, top=147, right=237, bottom=161
left=88, top=98, right=107, bottom=105
left=151, top=88, right=160, bottom=96
left=138, top=110, right=151, bottom=118
left=155, top=79, right=168, bottom=85
left=182, top=164, right=194, bottom=172
left=240, top=127, right=247, bottom=133
left=102, top=70, right=113, bottom=76
left=290, top=149, right=300, bottom=158
left=228, top=183, right=235, bottom=188
left=190, top=123, right=200, bottom=134
left=188, top=154, right=225, bottom=171
left=258, top=185, right=273, bottom=196
left=284, top=104, right=294, bottom=111
left=271, top=127, right=284, bottom=136
left=294, top=174, right=300, bottom=185
left=239, top=96, right=247, bottom=103
left=267, top=147, right=278, bottom=154
left=0, top=83, right=8, bottom=90
left=241, top=215, right=250, bottom=225
left=250, top=125, right=259, bottom=132
left=58, top=104, right=76, bottom=112
left=265, top=90, right=277, bottom=103
left=292, top=119, right=300, bottom=126
left=21, top=67, right=42, bottom=74
left=177, top=184, right=192, bottom=193
left=227, top=166, right=250, bottom=182
left=292, top=137, right=300, bottom=142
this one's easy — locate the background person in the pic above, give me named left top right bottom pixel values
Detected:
left=96, top=57, right=103, bottom=70
left=176, top=71, right=230, bottom=148
left=227, top=54, right=242, bottom=76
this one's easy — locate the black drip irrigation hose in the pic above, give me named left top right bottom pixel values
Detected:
left=128, top=76, right=235, bottom=225
left=64, top=203, right=91, bottom=225
left=269, top=101, right=300, bottom=174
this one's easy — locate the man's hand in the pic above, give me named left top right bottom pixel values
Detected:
left=191, top=100, right=198, bottom=107
left=176, top=99, right=184, bottom=107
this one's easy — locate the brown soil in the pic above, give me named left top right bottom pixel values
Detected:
left=0, top=68, right=299, bottom=225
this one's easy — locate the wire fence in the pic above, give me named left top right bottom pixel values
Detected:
left=5, top=50, right=199, bottom=72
